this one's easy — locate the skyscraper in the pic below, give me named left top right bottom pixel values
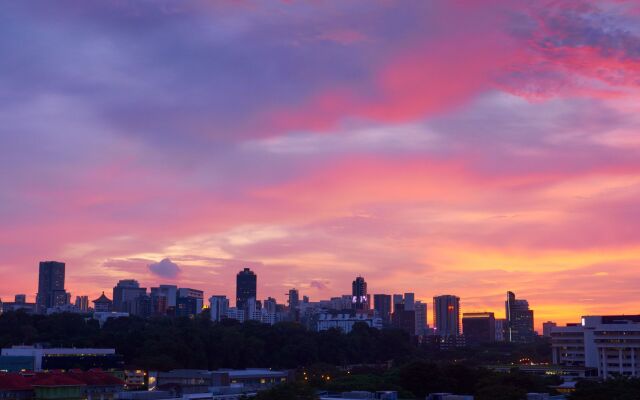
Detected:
left=113, top=279, right=146, bottom=313
left=433, top=295, right=460, bottom=337
left=351, top=276, right=368, bottom=311
left=236, top=268, right=257, bottom=309
left=373, top=294, right=392, bottom=324
left=393, top=294, right=404, bottom=311
left=462, top=312, right=496, bottom=345
left=74, top=295, right=89, bottom=312
left=414, top=301, right=428, bottom=335
left=209, top=295, right=229, bottom=322
left=404, top=293, right=415, bottom=311
left=505, top=291, right=535, bottom=343
left=36, top=261, right=67, bottom=313
left=288, top=289, right=299, bottom=310
left=177, top=288, right=204, bottom=318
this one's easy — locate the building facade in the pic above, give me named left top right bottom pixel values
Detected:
left=505, top=291, right=535, bottom=343
left=36, top=261, right=67, bottom=314
left=433, top=295, right=460, bottom=337
left=236, top=268, right=257, bottom=310
left=351, top=276, right=368, bottom=311
left=373, top=294, right=392, bottom=325
left=462, top=312, right=495, bottom=345
left=551, top=315, right=640, bottom=379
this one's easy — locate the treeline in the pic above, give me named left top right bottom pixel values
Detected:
left=257, top=362, right=562, bottom=400
left=0, top=311, right=548, bottom=371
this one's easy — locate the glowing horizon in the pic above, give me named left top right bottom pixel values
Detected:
left=2, top=0, right=640, bottom=331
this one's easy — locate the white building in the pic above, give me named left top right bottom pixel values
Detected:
left=209, top=296, right=229, bottom=322
left=316, top=312, right=383, bottom=333
left=551, top=315, right=640, bottom=379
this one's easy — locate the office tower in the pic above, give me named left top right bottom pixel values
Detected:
left=543, top=321, right=557, bottom=338
left=264, top=297, right=277, bottom=314
left=177, top=288, right=204, bottom=317
left=505, top=291, right=535, bottom=343
left=288, top=289, right=300, bottom=310
left=404, top=293, right=415, bottom=311
left=130, top=294, right=152, bottom=318
left=495, top=318, right=507, bottom=341
left=462, top=312, right=496, bottom=345
left=236, top=268, right=257, bottom=309
left=415, top=301, right=428, bottom=335
left=433, top=295, right=460, bottom=336
left=113, top=280, right=146, bottom=312
left=74, top=295, right=89, bottom=312
left=373, top=294, right=392, bottom=324
left=393, top=294, right=404, bottom=312
left=351, top=276, right=368, bottom=311
left=92, top=292, right=113, bottom=312
left=150, top=285, right=178, bottom=315
left=36, top=261, right=67, bottom=313
left=391, top=302, right=416, bottom=335
left=209, top=295, right=229, bottom=322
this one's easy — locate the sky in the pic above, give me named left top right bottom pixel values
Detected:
left=1, top=0, right=640, bottom=329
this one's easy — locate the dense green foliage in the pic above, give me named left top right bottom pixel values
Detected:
left=0, top=311, right=551, bottom=372
left=569, top=377, right=640, bottom=400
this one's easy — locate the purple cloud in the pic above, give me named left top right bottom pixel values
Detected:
left=148, top=258, right=181, bottom=278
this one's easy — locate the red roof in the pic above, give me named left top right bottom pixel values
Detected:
left=68, top=371, right=124, bottom=386
left=0, top=373, right=33, bottom=391
left=0, top=371, right=123, bottom=390
left=30, top=373, right=86, bottom=387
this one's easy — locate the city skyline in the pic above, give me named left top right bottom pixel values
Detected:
left=2, top=1, right=640, bottom=330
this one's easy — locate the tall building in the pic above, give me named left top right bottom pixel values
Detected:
left=373, top=294, right=392, bottom=325
left=288, top=289, right=299, bottom=310
left=462, top=312, right=496, bottom=345
left=74, top=296, right=89, bottom=312
left=551, top=315, right=640, bottom=379
left=113, top=280, right=146, bottom=313
left=506, top=291, right=535, bottom=343
left=433, top=295, right=460, bottom=337
left=414, top=301, right=428, bottom=335
left=150, top=285, right=178, bottom=315
left=236, top=268, right=257, bottom=309
left=36, top=261, right=67, bottom=313
left=391, top=303, right=416, bottom=335
left=351, top=276, right=368, bottom=311
left=543, top=321, right=557, bottom=337
left=393, top=294, right=404, bottom=312
left=209, top=295, right=229, bottom=322
left=404, top=293, right=415, bottom=311
left=495, top=318, right=507, bottom=341
left=177, top=288, right=204, bottom=318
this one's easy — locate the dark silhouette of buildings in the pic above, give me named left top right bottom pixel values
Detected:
left=506, top=291, right=535, bottom=343
left=462, top=312, right=496, bottom=345
left=351, top=276, right=368, bottom=311
left=236, top=268, right=257, bottom=309
left=433, top=295, right=460, bottom=337
left=36, top=261, right=67, bottom=313
left=92, top=292, right=113, bottom=312
left=112, top=280, right=146, bottom=313
left=391, top=302, right=415, bottom=335
left=373, top=294, right=392, bottom=324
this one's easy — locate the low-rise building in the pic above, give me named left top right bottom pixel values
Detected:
left=551, top=315, right=640, bottom=379
left=1, top=346, right=123, bottom=372
left=316, top=312, right=382, bottom=333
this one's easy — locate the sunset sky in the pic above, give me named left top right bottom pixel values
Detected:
left=1, top=0, right=640, bottom=329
